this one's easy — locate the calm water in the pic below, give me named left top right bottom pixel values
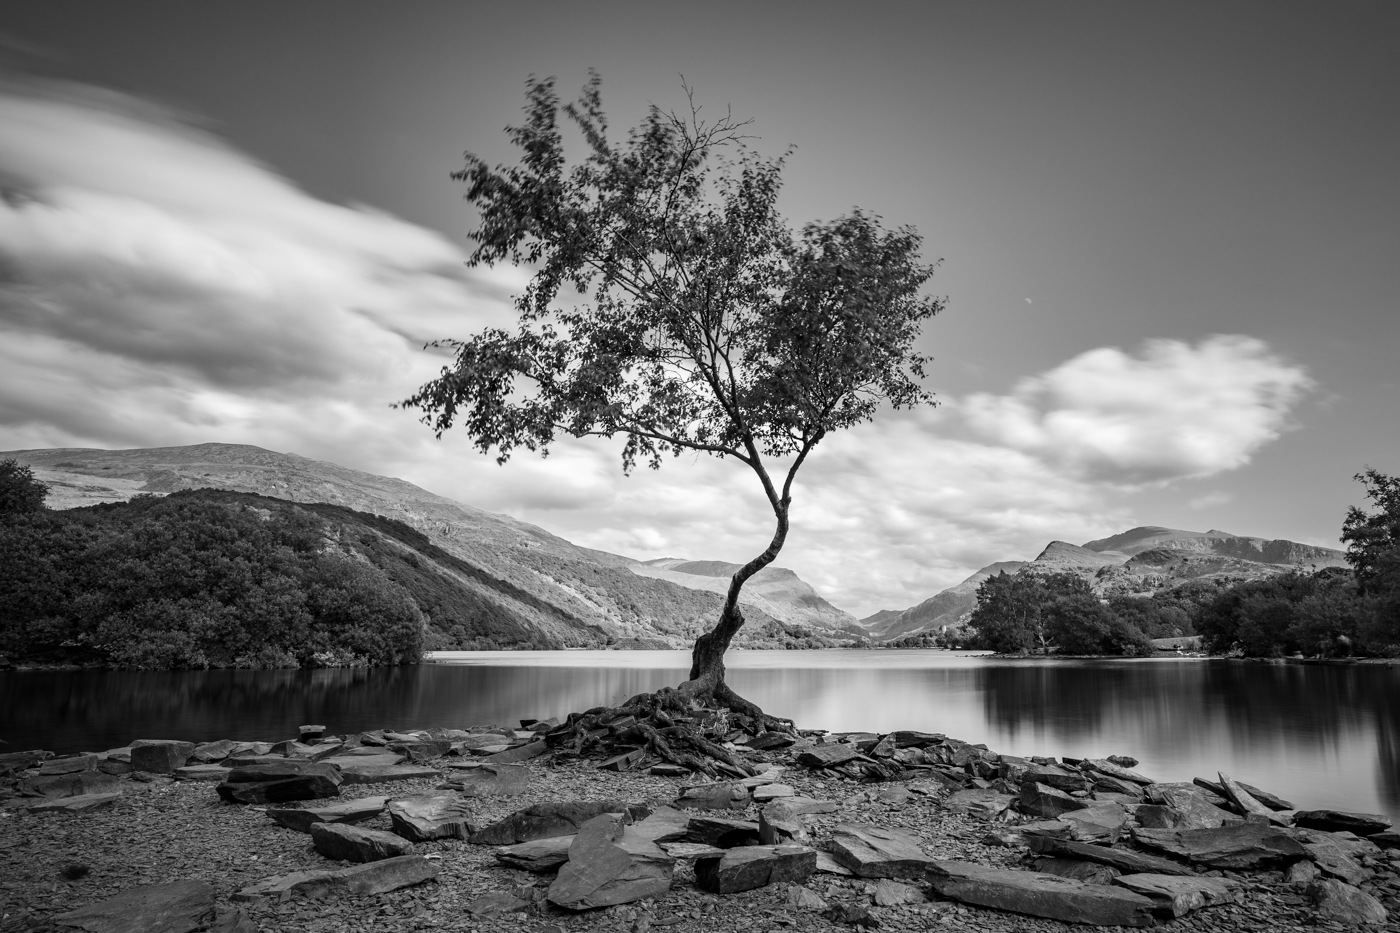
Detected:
left=3, top=650, right=1396, bottom=819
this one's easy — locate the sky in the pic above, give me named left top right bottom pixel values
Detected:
left=0, top=1, right=1397, bottom=617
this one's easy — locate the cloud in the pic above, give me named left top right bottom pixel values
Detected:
left=958, top=335, right=1312, bottom=482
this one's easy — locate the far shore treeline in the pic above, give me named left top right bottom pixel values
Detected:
left=1, top=459, right=1397, bottom=668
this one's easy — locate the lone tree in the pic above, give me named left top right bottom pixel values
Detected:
left=404, top=74, right=942, bottom=743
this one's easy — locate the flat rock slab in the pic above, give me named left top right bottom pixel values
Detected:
left=469, top=800, right=647, bottom=845
left=629, top=806, right=692, bottom=846
left=450, top=764, right=531, bottom=797
left=466, top=892, right=531, bottom=917
left=547, top=814, right=673, bottom=910
left=945, top=788, right=1014, bottom=819
left=1028, top=835, right=1195, bottom=876
left=1309, top=878, right=1390, bottom=925
left=1295, top=829, right=1373, bottom=885
left=661, top=842, right=727, bottom=860
left=763, top=797, right=839, bottom=821
left=29, top=793, right=120, bottom=814
left=1083, top=759, right=1155, bottom=785
left=1061, top=803, right=1128, bottom=843
left=927, top=860, right=1157, bottom=927
left=224, top=760, right=343, bottom=783
left=675, top=782, right=750, bottom=811
left=1136, top=800, right=1233, bottom=831
left=752, top=783, right=795, bottom=802
left=319, top=753, right=403, bottom=770
left=1023, top=765, right=1089, bottom=792
left=191, top=740, right=237, bottom=763
left=496, top=835, right=574, bottom=873
left=685, top=816, right=760, bottom=848
left=760, top=810, right=809, bottom=846
left=814, top=852, right=853, bottom=875
left=129, top=741, right=196, bottom=775
left=873, top=878, right=927, bottom=906
left=54, top=879, right=215, bottom=933
left=695, top=845, right=816, bottom=894
left=338, top=764, right=440, bottom=786
left=1294, top=809, right=1393, bottom=836
left=796, top=744, right=859, bottom=769
left=1030, top=856, right=1121, bottom=884
left=1019, top=782, right=1090, bottom=819
left=233, top=855, right=439, bottom=903
left=265, top=796, right=390, bottom=833
left=829, top=823, right=931, bottom=880
left=40, top=755, right=98, bottom=775
left=216, top=774, right=341, bottom=805
left=19, top=771, right=120, bottom=799
left=480, top=740, right=546, bottom=764
left=311, top=822, right=414, bottom=862
left=1132, top=823, right=1307, bottom=869
left=387, top=794, right=476, bottom=842
left=173, top=765, right=230, bottom=783
left=1113, top=873, right=1241, bottom=918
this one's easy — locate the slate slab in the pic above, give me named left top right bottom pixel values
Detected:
left=829, top=822, right=931, bottom=880
left=19, top=771, right=119, bottom=799
left=1023, top=765, right=1089, bottom=792
left=387, top=794, right=476, bottom=842
left=1018, top=781, right=1090, bottom=819
left=945, top=788, right=1015, bottom=819
left=1309, top=878, right=1389, bottom=924
left=129, top=741, right=196, bottom=775
left=338, top=764, right=440, bottom=785
left=695, top=845, right=816, bottom=894
left=216, top=764, right=343, bottom=804
left=265, top=796, right=390, bottom=833
left=547, top=814, right=674, bottom=909
left=310, top=822, right=414, bottom=862
left=1027, top=834, right=1195, bottom=876
left=926, top=861, right=1157, bottom=927
left=686, top=816, right=761, bottom=848
left=675, top=782, right=750, bottom=811
left=173, top=765, right=230, bottom=783
left=1082, top=759, right=1155, bottom=785
left=54, top=879, right=215, bottom=933
left=1113, top=873, right=1241, bottom=918
left=469, top=799, right=647, bottom=845
left=444, top=764, right=531, bottom=797
left=1218, top=772, right=1287, bottom=824
left=29, top=793, right=120, bottom=814
left=1060, top=803, right=1129, bottom=843
left=495, top=835, right=574, bottom=872
left=796, top=744, right=859, bottom=769
left=628, top=805, right=692, bottom=846
left=1294, top=809, right=1392, bottom=836
left=1131, top=823, right=1307, bottom=869
left=40, top=755, right=98, bottom=775
left=232, top=855, right=439, bottom=902
left=481, top=740, right=546, bottom=764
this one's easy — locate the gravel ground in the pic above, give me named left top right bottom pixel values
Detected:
left=1, top=741, right=1396, bottom=932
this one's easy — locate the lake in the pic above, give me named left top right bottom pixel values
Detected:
left=3, top=650, right=1396, bottom=820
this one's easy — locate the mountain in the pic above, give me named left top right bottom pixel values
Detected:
left=4, top=443, right=861, bottom=649
left=862, top=526, right=1348, bottom=643
left=633, top=559, right=865, bottom=636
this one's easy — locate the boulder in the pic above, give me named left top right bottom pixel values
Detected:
left=54, top=879, right=215, bottom=933
left=547, top=814, right=673, bottom=909
left=1027, top=835, right=1195, bottom=876
left=695, top=845, right=816, bottom=894
left=387, top=794, right=476, bottom=842
left=19, top=771, right=119, bottom=799
left=926, top=860, right=1157, bottom=927
left=129, top=740, right=196, bottom=775
left=675, top=782, right=749, bottom=811
left=265, top=796, right=390, bottom=832
left=233, top=855, right=438, bottom=902
left=469, top=799, right=648, bottom=845
left=448, top=764, right=531, bottom=797
left=1309, top=878, right=1389, bottom=925
left=829, top=823, right=931, bottom=880
left=1091, top=773, right=1145, bottom=797
left=0, top=750, right=51, bottom=775
left=495, top=836, right=574, bottom=873
left=28, top=793, right=120, bottom=814
left=1131, top=822, right=1307, bottom=869
left=1018, top=782, right=1089, bottom=819
left=1029, top=856, right=1120, bottom=884
left=310, top=822, right=414, bottom=862
left=796, top=744, right=859, bottom=769
left=223, top=760, right=342, bottom=783
left=1112, top=873, right=1241, bottom=918
left=1293, top=809, right=1393, bottom=836
left=1136, top=801, right=1232, bottom=831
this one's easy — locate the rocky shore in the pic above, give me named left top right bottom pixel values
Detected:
left=1, top=721, right=1396, bottom=932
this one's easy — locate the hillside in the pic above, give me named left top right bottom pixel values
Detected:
left=863, top=526, right=1348, bottom=643
left=4, top=444, right=860, bottom=650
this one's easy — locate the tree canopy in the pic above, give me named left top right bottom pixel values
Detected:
left=403, top=73, right=942, bottom=720
left=0, top=458, right=48, bottom=516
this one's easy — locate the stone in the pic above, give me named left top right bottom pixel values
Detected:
left=452, top=733, right=512, bottom=750
left=1060, top=803, right=1129, bottom=843
left=0, top=750, right=51, bottom=774
left=944, top=787, right=1014, bottom=819
left=481, top=740, right=547, bottom=764
left=926, top=860, right=1157, bottom=927
left=1030, top=856, right=1120, bottom=884
left=40, top=755, right=98, bottom=775
left=172, top=765, right=229, bottom=782
left=749, top=731, right=796, bottom=751
left=1112, top=873, right=1241, bottom=918
left=547, top=814, right=673, bottom=909
left=871, top=878, right=926, bottom=906
left=753, top=783, right=795, bottom=802
left=786, top=885, right=829, bottom=910
left=337, top=764, right=440, bottom=785
left=829, top=823, right=931, bottom=880
left=1285, top=859, right=1320, bottom=884
left=797, top=744, right=859, bottom=769
left=1295, top=828, right=1373, bottom=884
left=695, top=844, right=816, bottom=894
left=207, top=907, right=255, bottom=933
left=449, top=764, right=531, bottom=797
left=628, top=805, right=692, bottom=846
left=649, top=764, right=689, bottom=777
left=268, top=740, right=319, bottom=758
left=54, top=879, right=215, bottom=933
left=223, top=759, right=343, bottom=783
left=1367, top=830, right=1400, bottom=849
left=1027, top=835, right=1195, bottom=875
left=298, top=724, right=326, bottom=740
left=388, top=740, right=452, bottom=764
left=387, top=794, right=475, bottom=842
left=497, top=835, right=575, bottom=872
left=1294, top=809, right=1393, bottom=836
left=1023, top=765, right=1089, bottom=792
left=763, top=797, right=839, bottom=820
left=465, top=892, right=531, bottom=916
left=19, top=771, right=119, bottom=799
left=686, top=816, right=761, bottom=848
left=1131, top=822, right=1307, bottom=869
left=1308, top=878, right=1389, bottom=925
left=470, top=799, right=648, bottom=845
left=216, top=769, right=342, bottom=805
left=675, top=782, right=749, bottom=811
left=1018, top=781, right=1089, bottom=819
left=311, top=822, right=414, bottom=862
left=1136, top=799, right=1233, bottom=831
left=264, top=796, right=389, bottom=832
left=232, top=856, right=438, bottom=903
left=759, top=809, right=809, bottom=846
left=28, top=793, right=120, bottom=814
left=824, top=903, right=881, bottom=927
left=1107, top=754, right=1138, bottom=767
left=814, top=851, right=853, bottom=875
left=599, top=749, right=645, bottom=771
left=129, top=740, right=196, bottom=774
left=1082, top=759, right=1155, bottom=785
left=660, top=842, right=726, bottom=859
left=870, top=735, right=896, bottom=758
left=1217, top=772, right=1287, bottom=824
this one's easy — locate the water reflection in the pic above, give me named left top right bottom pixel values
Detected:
left=2, top=652, right=1395, bottom=818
